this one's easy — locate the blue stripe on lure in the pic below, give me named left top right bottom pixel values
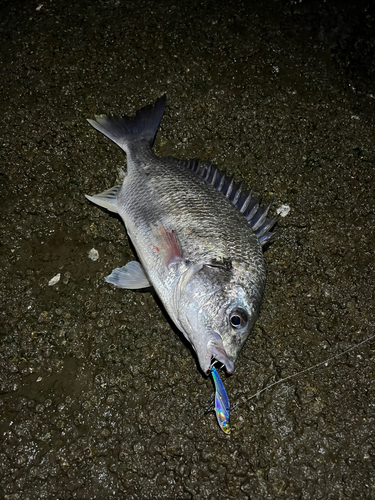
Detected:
left=211, top=365, right=230, bottom=434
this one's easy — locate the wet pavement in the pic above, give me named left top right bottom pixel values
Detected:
left=1, top=1, right=374, bottom=498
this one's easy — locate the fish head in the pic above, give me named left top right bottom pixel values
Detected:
left=176, top=260, right=265, bottom=375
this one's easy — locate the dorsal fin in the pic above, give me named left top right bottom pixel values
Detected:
left=184, top=159, right=278, bottom=246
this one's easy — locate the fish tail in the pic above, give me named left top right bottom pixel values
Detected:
left=87, top=94, right=167, bottom=153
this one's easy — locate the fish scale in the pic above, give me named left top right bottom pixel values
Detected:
left=126, top=155, right=262, bottom=261
left=86, top=94, right=276, bottom=377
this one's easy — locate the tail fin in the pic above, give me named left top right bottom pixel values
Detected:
left=87, top=94, right=166, bottom=153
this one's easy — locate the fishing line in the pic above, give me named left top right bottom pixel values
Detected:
left=242, top=331, right=375, bottom=405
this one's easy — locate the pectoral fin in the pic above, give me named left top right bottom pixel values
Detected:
left=152, top=222, right=184, bottom=267
left=105, top=261, right=151, bottom=289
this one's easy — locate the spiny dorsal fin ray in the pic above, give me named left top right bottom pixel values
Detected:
left=258, top=231, right=275, bottom=246
left=255, top=215, right=279, bottom=240
left=250, top=204, right=270, bottom=231
left=177, top=158, right=200, bottom=172
left=184, top=159, right=277, bottom=243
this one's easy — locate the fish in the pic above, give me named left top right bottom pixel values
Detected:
left=85, top=95, right=277, bottom=375
left=211, top=365, right=231, bottom=434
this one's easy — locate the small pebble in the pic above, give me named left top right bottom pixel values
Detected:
left=277, top=204, right=291, bottom=217
left=48, top=273, right=61, bottom=286
left=88, top=248, right=99, bottom=261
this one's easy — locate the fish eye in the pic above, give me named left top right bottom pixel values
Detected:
left=229, top=308, right=248, bottom=329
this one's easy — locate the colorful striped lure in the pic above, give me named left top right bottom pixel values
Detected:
left=211, top=365, right=230, bottom=434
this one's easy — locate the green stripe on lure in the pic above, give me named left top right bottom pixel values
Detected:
left=211, top=365, right=231, bottom=434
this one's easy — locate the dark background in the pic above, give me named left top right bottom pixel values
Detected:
left=1, top=1, right=374, bottom=498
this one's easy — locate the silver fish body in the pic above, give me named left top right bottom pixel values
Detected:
left=86, top=95, right=276, bottom=374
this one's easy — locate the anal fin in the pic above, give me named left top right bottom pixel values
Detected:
left=85, top=184, right=121, bottom=213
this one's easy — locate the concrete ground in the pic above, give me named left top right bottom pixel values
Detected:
left=1, top=0, right=374, bottom=498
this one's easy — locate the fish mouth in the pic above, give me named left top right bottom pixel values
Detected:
left=202, top=331, right=234, bottom=375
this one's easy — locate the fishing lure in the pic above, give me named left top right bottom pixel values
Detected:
left=211, top=365, right=231, bottom=434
